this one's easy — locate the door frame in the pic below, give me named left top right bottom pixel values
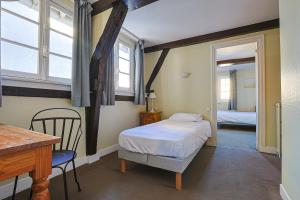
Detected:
left=210, top=35, right=266, bottom=151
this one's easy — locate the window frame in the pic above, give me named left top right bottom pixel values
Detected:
left=114, top=34, right=135, bottom=96
left=0, top=0, right=42, bottom=80
left=0, top=0, right=73, bottom=90
left=219, top=77, right=230, bottom=101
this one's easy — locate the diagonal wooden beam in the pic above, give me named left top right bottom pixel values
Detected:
left=86, top=1, right=128, bottom=156
left=145, top=48, right=170, bottom=94
left=92, top=0, right=158, bottom=16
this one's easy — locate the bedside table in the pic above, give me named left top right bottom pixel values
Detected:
left=140, top=112, right=161, bottom=125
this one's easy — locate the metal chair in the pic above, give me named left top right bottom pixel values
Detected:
left=12, top=108, right=83, bottom=200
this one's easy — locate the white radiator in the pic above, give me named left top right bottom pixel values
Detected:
left=275, top=102, right=282, bottom=157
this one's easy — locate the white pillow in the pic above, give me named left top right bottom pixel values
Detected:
left=169, top=113, right=203, bottom=122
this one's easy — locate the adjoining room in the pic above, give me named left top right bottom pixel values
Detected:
left=215, top=42, right=258, bottom=150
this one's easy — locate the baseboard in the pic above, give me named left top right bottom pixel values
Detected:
left=280, top=184, right=292, bottom=200
left=99, top=144, right=120, bottom=158
left=0, top=144, right=119, bottom=199
left=87, top=144, right=120, bottom=164
left=259, top=146, right=278, bottom=155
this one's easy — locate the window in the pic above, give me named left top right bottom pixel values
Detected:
left=1, top=0, right=40, bottom=76
left=220, top=78, right=230, bottom=100
left=114, top=36, right=135, bottom=96
left=48, top=5, right=73, bottom=80
left=0, top=0, right=73, bottom=87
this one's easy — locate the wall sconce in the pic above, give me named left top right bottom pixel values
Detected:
left=181, top=72, right=191, bottom=79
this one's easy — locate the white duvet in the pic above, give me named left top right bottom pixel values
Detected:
left=217, top=110, right=257, bottom=125
left=119, top=119, right=211, bottom=159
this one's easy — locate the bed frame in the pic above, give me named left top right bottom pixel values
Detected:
left=217, top=122, right=256, bottom=131
left=118, top=141, right=207, bottom=190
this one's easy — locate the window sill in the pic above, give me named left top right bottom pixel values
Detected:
left=115, top=90, right=134, bottom=97
left=1, top=76, right=71, bottom=91
left=2, top=86, right=135, bottom=102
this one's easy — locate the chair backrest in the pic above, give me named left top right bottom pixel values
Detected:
left=30, top=108, right=82, bottom=152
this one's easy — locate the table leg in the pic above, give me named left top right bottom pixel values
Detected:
left=32, top=178, right=50, bottom=200
left=30, top=145, right=52, bottom=200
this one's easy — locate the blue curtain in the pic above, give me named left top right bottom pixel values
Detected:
left=101, top=52, right=115, bottom=105
left=134, top=40, right=145, bottom=105
left=71, top=0, right=92, bottom=107
left=228, top=70, right=237, bottom=110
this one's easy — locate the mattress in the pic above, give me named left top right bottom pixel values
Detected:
left=119, top=119, right=211, bottom=159
left=217, top=110, right=257, bottom=125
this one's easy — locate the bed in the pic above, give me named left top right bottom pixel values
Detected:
left=217, top=110, right=256, bottom=130
left=118, top=113, right=211, bottom=190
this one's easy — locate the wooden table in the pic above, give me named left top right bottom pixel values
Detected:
left=0, top=124, right=60, bottom=200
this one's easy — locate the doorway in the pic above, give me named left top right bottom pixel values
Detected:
left=211, top=36, right=266, bottom=151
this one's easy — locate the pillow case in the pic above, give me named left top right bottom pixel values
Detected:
left=169, top=113, right=203, bottom=122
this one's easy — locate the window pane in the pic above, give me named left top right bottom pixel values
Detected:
left=1, top=41, right=38, bottom=74
left=220, top=78, right=230, bottom=100
left=1, top=0, right=39, bottom=22
left=1, top=10, right=39, bottom=47
left=119, top=43, right=130, bottom=60
left=118, top=73, right=130, bottom=88
left=50, top=30, right=72, bottom=57
left=50, top=6, right=73, bottom=37
left=119, top=58, right=130, bottom=74
left=49, top=54, right=72, bottom=79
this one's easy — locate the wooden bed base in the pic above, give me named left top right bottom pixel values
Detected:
left=218, top=123, right=256, bottom=131
left=120, top=159, right=182, bottom=190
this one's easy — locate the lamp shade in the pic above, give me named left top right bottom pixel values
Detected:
left=148, top=92, right=156, bottom=99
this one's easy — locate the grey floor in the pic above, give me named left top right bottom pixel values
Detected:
left=217, top=128, right=256, bottom=150
left=8, top=145, right=281, bottom=200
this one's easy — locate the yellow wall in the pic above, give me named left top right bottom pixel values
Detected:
left=236, top=67, right=256, bottom=112
left=145, top=29, right=281, bottom=147
left=280, top=0, right=300, bottom=199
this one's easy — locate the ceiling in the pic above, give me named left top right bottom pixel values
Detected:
left=123, top=0, right=279, bottom=47
left=216, top=42, right=257, bottom=61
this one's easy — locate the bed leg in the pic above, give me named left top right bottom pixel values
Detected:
left=176, top=172, right=182, bottom=190
left=120, top=159, right=127, bottom=173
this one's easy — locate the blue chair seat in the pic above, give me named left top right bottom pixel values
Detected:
left=52, top=150, right=76, bottom=167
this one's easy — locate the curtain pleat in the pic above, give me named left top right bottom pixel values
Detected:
left=134, top=40, right=145, bottom=105
left=101, top=52, right=115, bottom=105
left=71, top=0, right=92, bottom=107
left=228, top=70, right=237, bottom=110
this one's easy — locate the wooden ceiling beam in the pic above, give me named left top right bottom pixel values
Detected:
left=145, top=48, right=170, bottom=111
left=92, top=0, right=158, bottom=16
left=123, top=0, right=158, bottom=11
left=86, top=1, right=128, bottom=155
left=145, top=19, right=279, bottom=53
left=91, top=0, right=117, bottom=16
left=217, top=57, right=255, bottom=66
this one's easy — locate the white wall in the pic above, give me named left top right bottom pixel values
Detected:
left=279, top=0, right=300, bottom=199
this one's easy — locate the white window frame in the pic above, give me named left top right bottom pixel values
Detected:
left=0, top=0, right=73, bottom=90
left=219, top=77, right=230, bottom=101
left=114, top=34, right=135, bottom=96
